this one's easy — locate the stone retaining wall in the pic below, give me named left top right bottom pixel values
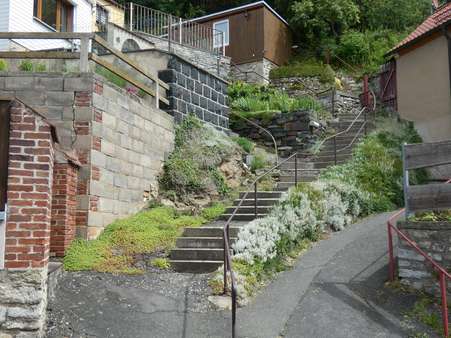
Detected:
left=397, top=221, right=451, bottom=296
left=231, top=110, right=315, bottom=156
left=160, top=56, right=229, bottom=130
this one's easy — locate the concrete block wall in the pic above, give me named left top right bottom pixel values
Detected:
left=230, top=58, right=276, bottom=84
left=397, top=221, right=451, bottom=297
left=1, top=100, right=54, bottom=337
left=88, top=75, right=174, bottom=238
left=0, top=72, right=175, bottom=239
left=160, top=56, right=229, bottom=130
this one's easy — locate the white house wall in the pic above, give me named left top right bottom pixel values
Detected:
left=2, top=0, right=93, bottom=51
left=0, top=0, right=11, bottom=50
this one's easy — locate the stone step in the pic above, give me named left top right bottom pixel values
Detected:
left=313, top=160, right=346, bottom=169
left=219, top=214, right=268, bottom=221
left=225, top=205, right=272, bottom=214
left=170, top=260, right=223, bottom=273
left=176, top=237, right=237, bottom=249
left=277, top=182, right=297, bottom=189
left=279, top=175, right=318, bottom=183
left=312, top=154, right=352, bottom=162
left=171, top=248, right=224, bottom=261
left=239, top=191, right=283, bottom=199
left=182, top=227, right=240, bottom=238
left=233, top=198, right=280, bottom=206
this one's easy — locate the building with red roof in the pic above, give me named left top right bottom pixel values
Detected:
left=388, top=2, right=450, bottom=143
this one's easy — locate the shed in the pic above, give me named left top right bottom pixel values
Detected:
left=191, top=1, right=292, bottom=81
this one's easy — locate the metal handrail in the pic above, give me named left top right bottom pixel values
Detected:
left=230, top=110, right=279, bottom=165
left=222, top=152, right=298, bottom=338
left=387, top=179, right=451, bottom=338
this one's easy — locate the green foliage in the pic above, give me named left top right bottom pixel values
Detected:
left=0, top=59, right=8, bottom=71
left=270, top=59, right=335, bottom=83
left=160, top=114, right=239, bottom=198
left=409, top=296, right=442, bottom=334
left=95, top=65, right=127, bottom=88
left=233, top=137, right=255, bottom=154
left=321, top=119, right=427, bottom=211
left=150, top=258, right=171, bottom=270
left=19, top=60, right=34, bottom=72
left=250, top=154, right=266, bottom=173
left=228, top=82, right=324, bottom=122
left=201, top=202, right=227, bottom=221
left=35, top=63, right=47, bottom=72
left=64, top=207, right=206, bottom=274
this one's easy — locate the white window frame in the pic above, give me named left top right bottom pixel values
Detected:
left=213, top=19, right=230, bottom=48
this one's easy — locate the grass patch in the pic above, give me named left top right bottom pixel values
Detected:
left=233, top=136, right=255, bottom=154
left=150, top=258, right=171, bottom=270
left=95, top=64, right=127, bottom=88
left=0, top=59, right=8, bottom=71
left=269, top=59, right=336, bottom=84
left=64, top=206, right=207, bottom=274
left=408, top=295, right=444, bottom=335
left=201, top=202, right=227, bottom=221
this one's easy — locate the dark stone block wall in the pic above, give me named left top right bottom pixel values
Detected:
left=159, top=56, right=229, bottom=130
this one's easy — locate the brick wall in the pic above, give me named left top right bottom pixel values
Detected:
left=1, top=100, right=54, bottom=337
left=50, top=159, right=78, bottom=257
left=160, top=56, right=229, bottom=130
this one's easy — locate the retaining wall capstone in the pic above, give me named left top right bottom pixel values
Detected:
left=160, top=56, right=229, bottom=130
left=397, top=221, right=451, bottom=297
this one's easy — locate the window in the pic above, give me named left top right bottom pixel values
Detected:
left=213, top=19, right=229, bottom=48
left=33, top=0, right=74, bottom=32
left=96, top=4, right=109, bottom=27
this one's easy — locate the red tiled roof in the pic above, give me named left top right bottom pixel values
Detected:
left=390, top=3, right=451, bottom=54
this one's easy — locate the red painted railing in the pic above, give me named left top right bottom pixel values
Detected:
left=387, top=196, right=451, bottom=337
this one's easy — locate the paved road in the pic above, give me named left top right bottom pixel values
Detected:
left=47, top=213, right=437, bottom=337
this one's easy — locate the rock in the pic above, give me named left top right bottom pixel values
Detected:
left=160, top=198, right=176, bottom=208
left=208, top=295, right=232, bottom=310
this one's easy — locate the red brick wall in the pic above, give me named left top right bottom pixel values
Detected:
left=50, top=162, right=78, bottom=257
left=5, top=101, right=54, bottom=270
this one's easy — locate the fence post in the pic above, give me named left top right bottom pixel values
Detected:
left=168, top=15, right=172, bottom=53
left=155, top=81, right=160, bottom=109
left=363, top=74, right=369, bottom=109
left=331, top=87, right=336, bottom=117
left=387, top=222, right=395, bottom=282
left=223, top=237, right=228, bottom=294
left=79, top=36, right=89, bottom=73
left=364, top=109, right=367, bottom=135
left=129, top=2, right=134, bottom=31
left=179, top=18, right=182, bottom=44
left=254, top=182, right=258, bottom=218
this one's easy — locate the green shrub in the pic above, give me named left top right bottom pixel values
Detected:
left=150, top=258, right=171, bottom=270
left=250, top=154, right=266, bottom=172
left=19, top=60, right=34, bottom=72
left=210, top=168, right=230, bottom=195
left=95, top=64, right=127, bottom=88
left=233, top=136, right=255, bottom=153
left=269, top=59, right=336, bottom=83
left=337, top=30, right=370, bottom=65
left=201, top=202, right=227, bottom=221
left=160, top=154, right=205, bottom=195
left=0, top=59, right=8, bottom=71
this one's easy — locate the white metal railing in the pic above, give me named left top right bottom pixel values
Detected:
left=0, top=205, right=7, bottom=270
left=127, top=3, right=225, bottom=55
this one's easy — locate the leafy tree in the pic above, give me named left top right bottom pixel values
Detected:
left=289, top=0, right=360, bottom=45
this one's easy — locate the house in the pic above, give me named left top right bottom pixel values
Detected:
left=191, top=1, right=292, bottom=82
left=93, top=0, right=125, bottom=32
left=0, top=0, right=92, bottom=51
left=387, top=2, right=451, bottom=143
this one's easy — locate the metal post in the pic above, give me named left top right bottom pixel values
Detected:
left=363, top=74, right=369, bottom=108
left=295, top=156, right=298, bottom=186
left=331, top=87, right=336, bottom=117
left=364, top=109, right=367, bottom=135
left=254, top=182, right=258, bottom=218
left=333, top=136, right=337, bottom=165
left=223, top=237, right=228, bottom=294
left=387, top=222, right=395, bottom=282
left=232, top=289, right=236, bottom=338
left=440, top=272, right=449, bottom=338
left=129, top=2, right=134, bottom=31
left=155, top=81, right=160, bottom=109
left=179, top=18, right=182, bottom=44
left=168, top=15, right=172, bottom=53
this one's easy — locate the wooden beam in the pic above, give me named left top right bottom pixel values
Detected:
left=0, top=32, right=94, bottom=40
left=90, top=54, right=169, bottom=105
left=404, top=140, right=451, bottom=170
left=0, top=51, right=80, bottom=59
left=93, top=35, right=169, bottom=90
left=407, top=183, right=451, bottom=212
